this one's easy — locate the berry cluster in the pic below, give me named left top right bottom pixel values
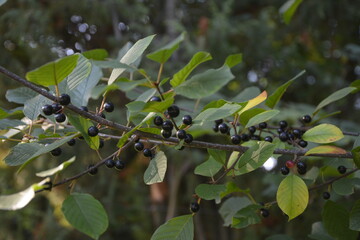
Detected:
left=42, top=93, right=72, bottom=123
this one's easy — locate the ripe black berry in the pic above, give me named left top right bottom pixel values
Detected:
left=105, top=159, right=115, bottom=168
left=287, top=133, right=295, bottom=140
left=337, top=165, right=347, bottom=174
left=80, top=106, right=88, bottom=112
left=214, top=119, right=223, bottom=125
left=251, top=135, right=261, bottom=140
left=167, top=105, right=180, bottom=118
left=99, top=139, right=104, bottom=148
left=51, top=103, right=62, bottom=114
left=241, top=134, right=250, bottom=142
left=134, top=142, right=144, bottom=151
left=115, top=160, right=125, bottom=170
left=162, top=120, right=174, bottom=131
left=218, top=123, right=229, bottom=134
left=248, top=126, right=256, bottom=134
left=264, top=136, right=273, bottom=142
left=280, top=166, right=290, bottom=175
left=42, top=104, right=53, bottom=116
left=323, top=192, right=331, bottom=200
left=277, top=128, right=284, bottom=134
left=182, top=115, right=192, bottom=125
left=259, top=122, right=267, bottom=129
left=88, top=126, right=99, bottom=137
left=104, top=102, right=114, bottom=112
left=190, top=202, right=200, bottom=213
left=88, top=164, right=98, bottom=176
left=184, top=134, right=193, bottom=144
left=59, top=93, right=71, bottom=106
left=55, top=113, right=66, bottom=123
left=231, top=135, right=241, bottom=144
left=302, top=115, right=312, bottom=123
left=293, top=129, right=302, bottom=138
left=260, top=208, right=270, bottom=218
left=161, top=129, right=172, bottom=138
left=50, top=147, right=62, bottom=156
left=67, top=139, right=76, bottom=146
left=212, top=124, right=219, bottom=132
left=149, top=96, right=161, bottom=102
left=153, top=116, right=163, bottom=126
left=297, top=167, right=307, bottom=175
left=298, top=140, right=308, bottom=148
left=279, top=120, right=288, bottom=129
left=143, top=148, right=153, bottom=158
left=176, top=129, right=187, bottom=139
left=297, top=161, right=307, bottom=170
left=279, top=132, right=288, bottom=142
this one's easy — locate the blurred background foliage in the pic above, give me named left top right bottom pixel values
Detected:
left=0, top=0, right=360, bottom=239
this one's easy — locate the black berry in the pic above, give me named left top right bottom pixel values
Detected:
left=241, top=134, right=250, bottom=142
left=231, top=135, right=241, bottom=144
left=297, top=161, right=307, bottom=170
left=51, top=103, right=62, bottom=114
left=42, top=104, right=53, bottom=116
left=88, top=126, right=99, bottom=137
left=134, top=142, right=144, bottom=151
left=176, top=129, right=187, bottom=139
left=154, top=116, right=163, bottom=126
left=260, top=208, right=270, bottom=218
left=214, top=119, right=223, bottom=125
left=161, top=130, right=172, bottom=138
left=59, top=93, right=71, bottom=106
left=184, top=134, right=193, bottom=144
left=259, top=122, right=267, bottom=129
left=337, top=165, right=347, bottom=174
left=302, top=115, right=312, bottom=123
left=104, top=102, right=114, bottom=112
left=67, top=139, right=76, bottom=146
left=277, top=128, right=284, bottom=134
left=105, top=159, right=115, bottom=168
left=280, top=166, right=290, bottom=175
left=80, top=106, right=88, bottom=112
left=264, top=136, right=273, bottom=142
left=50, top=147, right=62, bottom=156
left=298, top=140, right=308, bottom=148
left=88, top=164, right=98, bottom=176
left=55, top=113, right=66, bottom=123
left=162, top=120, right=174, bottom=131
left=297, top=167, right=307, bottom=175
left=279, top=132, right=288, bottom=142
left=218, top=123, right=229, bottom=134
left=182, top=115, right=192, bottom=125
left=149, top=96, right=161, bottom=102
left=323, top=191, right=331, bottom=200
left=293, top=129, right=302, bottom=138
left=212, top=124, right=219, bottom=132
left=251, top=135, right=261, bottom=140
left=190, top=202, right=200, bottom=213
left=287, top=133, right=295, bottom=140
left=167, top=105, right=180, bottom=118
left=115, top=160, right=125, bottom=170
left=248, top=126, right=256, bottom=134
left=279, top=120, right=288, bottom=129
left=143, top=148, right=153, bottom=158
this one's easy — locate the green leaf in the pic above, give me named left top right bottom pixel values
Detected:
left=147, top=32, right=185, bottom=64
left=195, top=184, right=226, bottom=201
left=138, top=127, right=161, bottom=135
left=82, top=49, right=108, bottom=60
left=352, top=147, right=360, bottom=169
left=227, top=151, right=241, bottom=169
left=174, top=66, right=234, bottom=99
left=5, top=142, right=42, bottom=166
left=66, top=54, right=92, bottom=90
left=208, top=148, right=227, bottom=165
left=108, top=35, right=155, bottom=85
left=237, top=141, right=276, bottom=175
left=313, top=87, right=356, bottom=115
left=0, top=107, right=22, bottom=119
left=144, top=151, right=167, bottom=185
left=92, top=60, right=135, bottom=70
left=332, top=178, right=354, bottom=196
left=36, top=156, right=76, bottom=177
left=0, top=0, right=7, bottom=7
left=151, top=214, right=193, bottom=240
left=279, top=0, right=303, bottom=24
left=322, top=201, right=357, bottom=240
left=62, top=193, right=108, bottom=239
left=232, top=204, right=262, bottom=229
left=350, top=79, right=360, bottom=93
left=24, top=94, right=52, bottom=120
left=238, top=108, right=266, bottom=126
left=67, top=115, right=99, bottom=150
left=26, top=54, right=79, bottom=87
left=142, top=96, right=174, bottom=113
left=276, top=174, right=309, bottom=220
left=6, top=87, right=38, bottom=104
left=302, top=124, right=344, bottom=143
left=305, top=146, right=347, bottom=156
left=224, top=53, right=243, bottom=68
left=170, top=51, right=212, bottom=87
left=0, top=119, right=25, bottom=130
left=245, top=110, right=280, bottom=128
left=231, top=86, right=261, bottom=103
left=265, top=70, right=305, bottom=108
left=194, top=103, right=242, bottom=123
left=308, top=222, right=334, bottom=240
left=0, top=178, right=49, bottom=210
left=194, top=156, right=222, bottom=177
left=219, top=197, right=252, bottom=226
left=349, top=200, right=360, bottom=231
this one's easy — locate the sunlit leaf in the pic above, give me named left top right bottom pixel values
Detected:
left=66, top=54, right=92, bottom=90
left=151, top=214, right=193, bottom=240
left=194, top=156, right=223, bottom=177
left=224, top=53, right=242, bottom=68
left=82, top=49, right=108, bottom=60
left=144, top=151, right=167, bottom=185
left=302, top=124, right=344, bottom=143
left=67, top=115, right=99, bottom=150
left=245, top=110, right=279, bottom=128
left=305, top=146, right=347, bottom=155
left=238, top=91, right=267, bottom=115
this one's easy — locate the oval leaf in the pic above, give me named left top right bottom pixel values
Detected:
left=144, top=151, right=167, bottom=185
left=276, top=174, right=309, bottom=220
left=314, top=87, right=356, bottom=115
left=305, top=145, right=347, bottom=155
left=238, top=91, right=267, bottom=115
left=151, top=214, right=193, bottom=240
left=245, top=110, right=279, bottom=128
left=279, top=0, right=303, bottom=24
left=302, top=124, right=344, bottom=143
left=36, top=156, right=76, bottom=177
left=62, top=193, right=108, bottom=239
left=195, top=184, right=226, bottom=202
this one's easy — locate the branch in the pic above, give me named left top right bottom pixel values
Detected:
left=0, top=65, right=355, bottom=159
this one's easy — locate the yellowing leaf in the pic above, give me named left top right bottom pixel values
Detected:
left=305, top=146, right=347, bottom=156
left=302, top=124, right=344, bottom=143
left=238, top=91, right=267, bottom=115
left=276, top=175, right=309, bottom=221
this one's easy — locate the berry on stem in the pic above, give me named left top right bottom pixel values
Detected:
left=280, top=166, right=290, bottom=175
left=218, top=123, right=229, bottom=134
left=161, top=129, right=172, bottom=138
left=88, top=126, right=99, bottom=137
left=67, top=139, right=76, bottom=146
left=248, top=126, right=256, bottom=134
left=264, top=136, right=273, bottom=142
left=337, top=165, right=347, bottom=174
left=190, top=202, right=200, bottom=213
left=51, top=147, right=62, bottom=156
left=51, top=103, right=62, bottom=114
left=279, top=120, right=288, bottom=129
left=59, top=93, right=71, bottom=106
left=104, top=102, right=114, bottom=112
left=212, top=124, right=219, bottom=132
left=241, top=134, right=250, bottom=142
left=323, top=192, right=331, bottom=200
left=153, top=116, right=163, bottom=126
left=231, top=135, right=241, bottom=144
left=88, top=164, right=98, bottom=176
left=298, top=140, right=308, bottom=148
left=55, top=113, right=66, bottom=123
left=42, top=104, right=53, bottom=116
left=184, top=134, right=193, bottom=144
left=279, top=132, right=288, bottom=142
left=134, top=142, right=144, bottom=151
left=259, top=122, right=267, bottom=129
left=115, top=160, right=125, bottom=170
left=167, top=105, right=180, bottom=118
left=176, top=129, right=187, bottom=139
left=149, top=96, right=161, bottom=102
left=105, top=159, right=115, bottom=168
left=293, top=129, right=302, bottom=138
left=302, top=115, right=312, bottom=123
left=182, top=115, right=192, bottom=125
left=260, top=208, right=270, bottom=218
left=162, top=120, right=174, bottom=131
left=286, top=160, right=295, bottom=168
left=99, top=139, right=104, bottom=148
left=214, top=119, right=223, bottom=125
left=143, top=148, right=153, bottom=158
